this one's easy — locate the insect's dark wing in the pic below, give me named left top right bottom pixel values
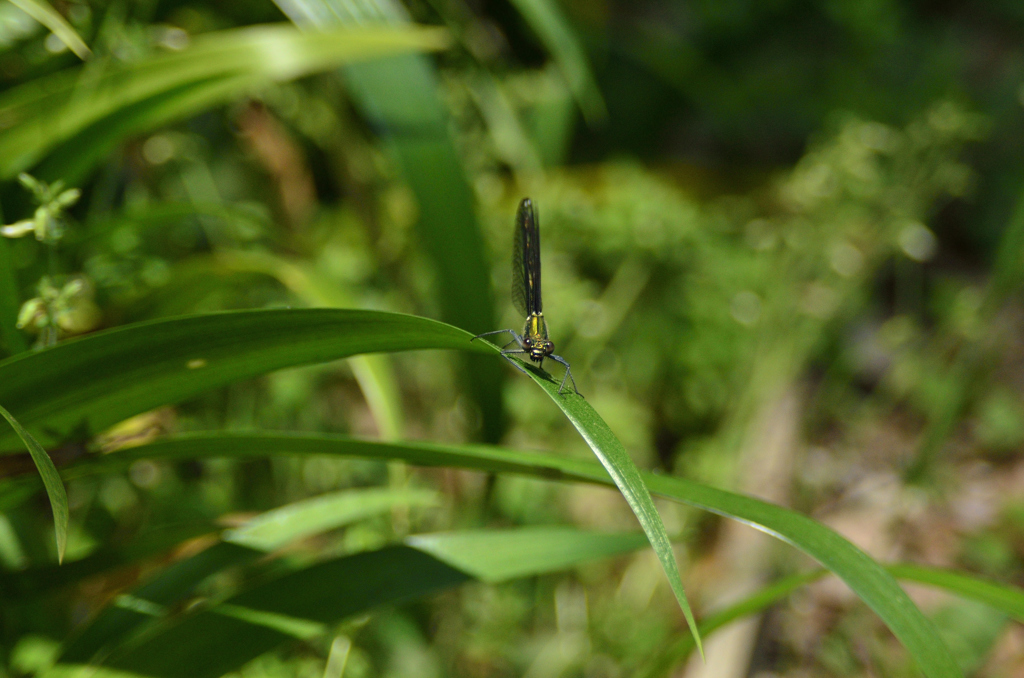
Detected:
left=511, top=202, right=527, bottom=317
left=511, top=198, right=541, bottom=317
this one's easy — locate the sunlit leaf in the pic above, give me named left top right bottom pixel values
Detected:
left=497, top=352, right=703, bottom=656
left=0, top=24, right=450, bottom=179
left=224, top=487, right=439, bottom=551
left=408, top=527, right=647, bottom=582
left=8, top=0, right=90, bottom=59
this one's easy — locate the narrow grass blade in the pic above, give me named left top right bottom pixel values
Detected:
left=506, top=355, right=703, bottom=656
left=889, top=564, right=1024, bottom=620
left=638, top=475, right=960, bottom=678
left=639, top=564, right=1024, bottom=676
left=8, top=0, right=90, bottom=59
left=0, top=298, right=962, bottom=677
left=0, top=403, right=67, bottom=562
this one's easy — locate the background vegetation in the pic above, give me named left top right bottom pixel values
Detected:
left=1, top=0, right=1024, bottom=676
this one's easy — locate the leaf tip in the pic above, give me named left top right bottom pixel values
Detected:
left=682, top=608, right=704, bottom=663
left=693, top=630, right=705, bottom=662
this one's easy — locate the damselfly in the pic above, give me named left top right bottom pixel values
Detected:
left=473, top=198, right=579, bottom=395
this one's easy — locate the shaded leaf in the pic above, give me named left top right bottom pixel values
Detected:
left=59, top=542, right=259, bottom=664
left=0, top=403, right=67, bottom=562
left=0, top=237, right=27, bottom=356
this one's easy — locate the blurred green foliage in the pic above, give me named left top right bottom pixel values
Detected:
left=1, top=0, right=1024, bottom=676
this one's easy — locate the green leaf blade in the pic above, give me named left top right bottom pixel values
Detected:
left=639, top=562, right=1024, bottom=676
left=0, top=24, right=450, bottom=180
left=0, top=403, right=67, bottom=562
left=8, top=0, right=91, bottom=60
left=506, top=356, right=703, bottom=657
left=640, top=476, right=962, bottom=678
left=0, top=309, right=484, bottom=451
left=224, top=487, right=440, bottom=552
left=407, top=527, right=648, bottom=583
left=890, top=564, right=1024, bottom=621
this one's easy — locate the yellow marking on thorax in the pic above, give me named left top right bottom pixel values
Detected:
left=524, top=313, right=548, bottom=339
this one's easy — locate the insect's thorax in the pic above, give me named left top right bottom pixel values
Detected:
left=521, top=313, right=554, bottom=362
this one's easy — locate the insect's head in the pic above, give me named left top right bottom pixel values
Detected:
left=522, top=335, right=555, bottom=362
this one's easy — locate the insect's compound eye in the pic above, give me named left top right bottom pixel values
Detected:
left=522, top=337, right=532, bottom=348
left=543, top=340, right=554, bottom=353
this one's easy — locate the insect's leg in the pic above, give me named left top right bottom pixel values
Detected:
left=479, top=330, right=533, bottom=379
left=547, top=354, right=581, bottom=396
left=498, top=350, right=535, bottom=377
left=500, top=337, right=522, bottom=351
left=472, top=329, right=515, bottom=343
left=500, top=331, right=526, bottom=351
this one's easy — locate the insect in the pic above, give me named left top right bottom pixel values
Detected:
left=473, top=198, right=580, bottom=396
